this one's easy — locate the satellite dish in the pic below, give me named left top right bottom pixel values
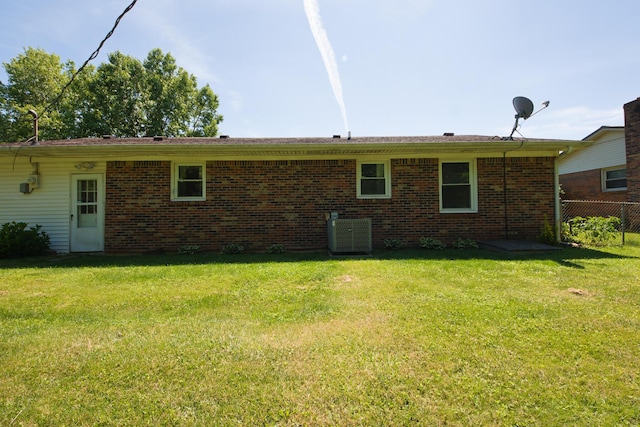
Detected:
left=513, top=96, right=534, bottom=119
left=507, top=96, right=549, bottom=139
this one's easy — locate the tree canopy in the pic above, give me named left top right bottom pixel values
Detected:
left=0, top=47, right=223, bottom=142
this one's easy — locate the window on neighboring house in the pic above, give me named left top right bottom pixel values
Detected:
left=602, top=167, right=627, bottom=191
left=172, top=163, right=206, bottom=201
left=357, top=160, right=391, bottom=198
left=440, top=160, right=477, bottom=212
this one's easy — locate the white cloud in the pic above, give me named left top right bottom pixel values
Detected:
left=304, top=0, right=349, bottom=133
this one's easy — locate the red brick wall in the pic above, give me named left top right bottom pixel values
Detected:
left=560, top=169, right=627, bottom=201
left=104, top=157, right=557, bottom=253
left=624, top=97, right=640, bottom=202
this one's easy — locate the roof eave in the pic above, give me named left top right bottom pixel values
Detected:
left=0, top=140, right=589, bottom=160
left=581, top=126, right=625, bottom=141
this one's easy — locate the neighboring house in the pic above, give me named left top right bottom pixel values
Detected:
left=559, top=126, right=626, bottom=201
left=0, top=134, right=588, bottom=254
left=559, top=97, right=640, bottom=203
left=626, top=97, right=640, bottom=203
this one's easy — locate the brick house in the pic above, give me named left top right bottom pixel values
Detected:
left=0, top=134, right=587, bottom=254
left=559, top=126, right=626, bottom=201
left=626, top=97, right=640, bottom=203
left=559, top=97, right=640, bottom=203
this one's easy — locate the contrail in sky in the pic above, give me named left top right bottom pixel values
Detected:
left=303, top=0, right=349, bottom=133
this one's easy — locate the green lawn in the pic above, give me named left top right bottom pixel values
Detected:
left=1, top=239, right=639, bottom=426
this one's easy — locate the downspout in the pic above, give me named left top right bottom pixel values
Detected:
left=555, top=146, right=572, bottom=243
left=503, top=152, right=508, bottom=240
left=554, top=155, right=562, bottom=243
left=503, top=139, right=525, bottom=240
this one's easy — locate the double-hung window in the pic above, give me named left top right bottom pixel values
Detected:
left=440, top=160, right=477, bottom=212
left=172, top=163, right=206, bottom=201
left=357, top=160, right=391, bottom=198
left=602, top=167, right=626, bottom=191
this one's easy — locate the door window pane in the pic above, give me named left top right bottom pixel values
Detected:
left=77, top=179, right=98, bottom=228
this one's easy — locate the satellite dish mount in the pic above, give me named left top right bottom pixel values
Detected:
left=508, top=96, right=549, bottom=139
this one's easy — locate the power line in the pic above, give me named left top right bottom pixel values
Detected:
left=41, top=0, right=139, bottom=117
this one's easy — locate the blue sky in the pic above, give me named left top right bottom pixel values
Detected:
left=1, top=0, right=639, bottom=140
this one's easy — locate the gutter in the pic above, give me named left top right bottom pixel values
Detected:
left=0, top=139, right=588, bottom=160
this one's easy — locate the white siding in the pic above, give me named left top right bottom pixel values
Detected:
left=0, top=157, right=106, bottom=253
left=559, top=130, right=626, bottom=175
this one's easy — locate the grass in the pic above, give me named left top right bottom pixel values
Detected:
left=1, top=238, right=640, bottom=426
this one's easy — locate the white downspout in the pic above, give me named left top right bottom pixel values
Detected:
left=554, top=157, right=561, bottom=242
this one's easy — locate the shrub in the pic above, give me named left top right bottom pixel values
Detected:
left=0, top=221, right=51, bottom=258
left=419, top=237, right=446, bottom=250
left=384, top=239, right=405, bottom=250
left=565, top=216, right=621, bottom=246
left=266, top=244, right=286, bottom=254
left=452, top=238, right=479, bottom=250
left=538, top=215, right=557, bottom=246
left=221, top=243, right=245, bottom=254
left=177, top=245, right=200, bottom=255
left=561, top=221, right=576, bottom=243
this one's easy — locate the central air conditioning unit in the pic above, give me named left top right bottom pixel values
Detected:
left=327, top=218, right=372, bottom=254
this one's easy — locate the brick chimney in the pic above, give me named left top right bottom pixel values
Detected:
left=624, top=97, right=640, bottom=202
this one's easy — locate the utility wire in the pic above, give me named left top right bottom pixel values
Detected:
left=41, top=0, right=139, bottom=117
left=9, top=0, right=138, bottom=153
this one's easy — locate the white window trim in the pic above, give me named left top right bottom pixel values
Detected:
left=171, top=162, right=206, bottom=201
left=357, top=160, right=391, bottom=199
left=601, top=166, right=627, bottom=192
left=439, top=159, right=478, bottom=213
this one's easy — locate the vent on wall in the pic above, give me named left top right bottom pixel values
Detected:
left=327, top=218, right=372, bottom=254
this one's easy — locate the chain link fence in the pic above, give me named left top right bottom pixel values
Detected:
left=561, top=200, right=640, bottom=245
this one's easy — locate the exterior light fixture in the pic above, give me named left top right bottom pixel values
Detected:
left=74, top=162, right=95, bottom=170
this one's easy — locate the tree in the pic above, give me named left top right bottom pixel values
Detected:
left=0, top=47, right=73, bottom=142
left=188, top=85, right=221, bottom=137
left=83, top=51, right=148, bottom=137
left=0, top=82, right=8, bottom=142
left=59, top=63, right=97, bottom=139
left=140, top=49, right=220, bottom=137
left=81, top=49, right=222, bottom=138
left=0, top=48, right=223, bottom=142
left=144, top=48, right=194, bottom=137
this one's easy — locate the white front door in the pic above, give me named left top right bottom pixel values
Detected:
left=70, top=174, right=104, bottom=252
